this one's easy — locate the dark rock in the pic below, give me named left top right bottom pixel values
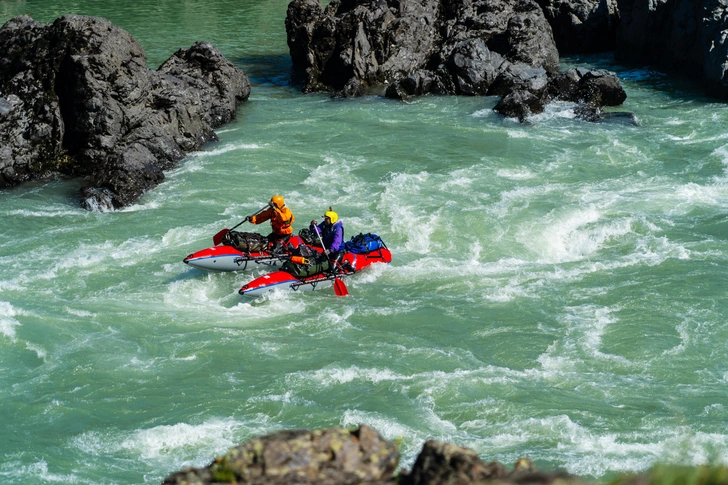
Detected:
left=285, top=0, right=626, bottom=122
left=494, top=89, right=547, bottom=121
left=615, top=0, right=728, bottom=98
left=544, top=67, right=628, bottom=121
left=400, top=441, right=584, bottom=485
left=0, top=14, right=250, bottom=210
left=490, top=64, right=550, bottom=98
left=535, top=0, right=620, bottom=53
left=573, top=103, right=602, bottom=121
left=615, top=0, right=703, bottom=74
left=601, top=110, right=639, bottom=125
left=159, top=426, right=596, bottom=485
left=549, top=67, right=626, bottom=106
left=448, top=40, right=511, bottom=96
left=285, top=0, right=559, bottom=98
left=402, top=440, right=509, bottom=485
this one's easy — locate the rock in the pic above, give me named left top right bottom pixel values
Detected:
left=0, top=16, right=66, bottom=187
left=614, top=0, right=728, bottom=98
left=285, top=0, right=627, bottom=122
left=535, top=0, right=620, bottom=53
left=402, top=440, right=509, bottom=485
left=159, top=427, right=596, bottom=485
left=549, top=68, right=626, bottom=105
left=161, top=425, right=400, bottom=485
left=546, top=67, right=628, bottom=121
left=0, top=14, right=250, bottom=210
left=285, top=0, right=559, bottom=98
left=494, top=89, right=547, bottom=121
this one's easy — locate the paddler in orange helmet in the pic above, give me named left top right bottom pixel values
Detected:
left=246, top=195, right=295, bottom=245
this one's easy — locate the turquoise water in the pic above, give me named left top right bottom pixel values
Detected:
left=2, top=1, right=728, bottom=484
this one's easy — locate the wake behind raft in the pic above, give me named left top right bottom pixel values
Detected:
left=238, top=233, right=392, bottom=297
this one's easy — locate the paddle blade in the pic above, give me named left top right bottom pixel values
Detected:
left=213, top=228, right=230, bottom=246
left=333, top=277, right=348, bottom=296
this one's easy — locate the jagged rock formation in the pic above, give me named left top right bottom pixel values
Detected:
left=160, top=424, right=587, bottom=485
left=285, top=0, right=627, bottom=122
left=0, top=15, right=250, bottom=211
left=535, top=0, right=620, bottom=53
left=615, top=0, right=728, bottom=98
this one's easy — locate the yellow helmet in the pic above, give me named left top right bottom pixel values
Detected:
left=270, top=195, right=285, bottom=209
left=324, top=210, right=338, bottom=224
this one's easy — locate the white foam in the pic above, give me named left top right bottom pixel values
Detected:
left=4, top=207, right=85, bottom=218
left=285, top=306, right=354, bottom=333
left=73, top=417, right=276, bottom=468
left=380, top=172, right=437, bottom=253
left=674, top=182, right=728, bottom=209
left=25, top=342, right=46, bottom=361
left=120, top=419, right=240, bottom=460
left=296, top=365, right=404, bottom=386
left=556, top=304, right=633, bottom=365
left=350, top=261, right=389, bottom=285
left=64, top=307, right=96, bottom=318
left=189, top=141, right=265, bottom=158
left=506, top=129, right=530, bottom=138
left=248, top=390, right=316, bottom=407
left=663, top=319, right=690, bottom=355
left=496, top=167, right=535, bottom=180
left=1, top=458, right=77, bottom=483
left=164, top=272, right=310, bottom=323
left=0, top=300, right=21, bottom=342
left=529, top=100, right=578, bottom=122
left=519, top=206, right=633, bottom=264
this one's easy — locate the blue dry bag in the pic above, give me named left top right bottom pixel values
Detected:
left=344, top=233, right=386, bottom=254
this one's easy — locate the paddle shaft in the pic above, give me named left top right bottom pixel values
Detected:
left=313, top=223, right=348, bottom=296
left=213, top=204, right=270, bottom=245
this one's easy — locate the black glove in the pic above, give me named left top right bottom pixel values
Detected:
left=269, top=202, right=275, bottom=209
left=244, top=215, right=252, bottom=222
left=310, top=220, right=317, bottom=226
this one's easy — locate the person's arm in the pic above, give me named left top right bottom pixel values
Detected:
left=250, top=207, right=272, bottom=224
left=309, top=220, right=324, bottom=235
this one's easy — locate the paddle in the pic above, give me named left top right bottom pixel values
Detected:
left=213, top=204, right=269, bottom=246
left=312, top=222, right=348, bottom=296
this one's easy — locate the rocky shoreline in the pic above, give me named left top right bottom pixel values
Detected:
left=0, top=15, right=250, bottom=211
left=3, top=0, right=728, bottom=210
left=284, top=0, right=626, bottom=121
left=160, top=425, right=728, bottom=485
left=160, top=425, right=580, bottom=485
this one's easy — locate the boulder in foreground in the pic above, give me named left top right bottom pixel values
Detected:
left=160, top=424, right=586, bottom=485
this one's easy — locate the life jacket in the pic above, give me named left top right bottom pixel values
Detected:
left=320, top=220, right=344, bottom=252
left=251, top=206, right=295, bottom=235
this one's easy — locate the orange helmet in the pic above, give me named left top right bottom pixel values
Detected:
left=270, top=195, right=285, bottom=209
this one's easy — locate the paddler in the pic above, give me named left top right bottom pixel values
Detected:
left=310, top=208, right=345, bottom=266
left=246, top=195, right=295, bottom=245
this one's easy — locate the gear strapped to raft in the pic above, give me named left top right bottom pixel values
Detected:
left=221, top=231, right=269, bottom=253
left=343, top=233, right=386, bottom=254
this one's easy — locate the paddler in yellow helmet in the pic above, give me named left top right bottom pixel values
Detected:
left=246, top=195, right=295, bottom=244
left=310, top=207, right=344, bottom=258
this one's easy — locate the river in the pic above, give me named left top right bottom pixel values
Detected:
left=1, top=1, right=727, bottom=484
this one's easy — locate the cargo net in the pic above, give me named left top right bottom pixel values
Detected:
left=222, top=231, right=268, bottom=253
